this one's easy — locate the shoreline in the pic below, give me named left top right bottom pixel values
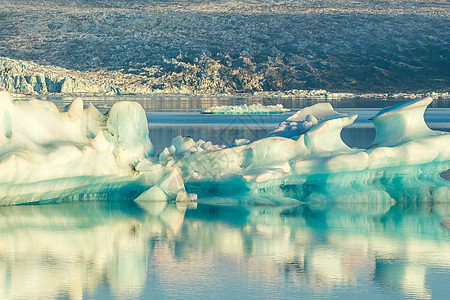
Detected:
left=2, top=57, right=449, bottom=100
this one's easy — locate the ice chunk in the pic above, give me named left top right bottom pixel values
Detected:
left=201, top=141, right=214, bottom=150
left=175, top=191, right=190, bottom=201
left=267, top=103, right=346, bottom=139
left=158, top=168, right=186, bottom=199
left=170, top=136, right=197, bottom=155
left=105, top=101, right=155, bottom=167
left=369, top=96, right=435, bottom=147
left=179, top=97, right=450, bottom=205
left=234, top=138, right=250, bottom=146
left=135, top=185, right=168, bottom=202
left=159, top=147, right=171, bottom=163
left=0, top=91, right=88, bottom=146
left=187, top=193, right=198, bottom=201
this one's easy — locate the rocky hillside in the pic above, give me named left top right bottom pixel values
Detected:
left=1, top=0, right=449, bottom=95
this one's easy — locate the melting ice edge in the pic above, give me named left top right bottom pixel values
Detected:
left=0, top=91, right=449, bottom=206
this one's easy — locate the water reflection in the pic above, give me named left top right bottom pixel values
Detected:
left=45, top=96, right=450, bottom=113
left=1, top=198, right=449, bottom=299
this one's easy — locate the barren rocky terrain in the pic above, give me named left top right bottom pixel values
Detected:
left=0, top=0, right=449, bottom=95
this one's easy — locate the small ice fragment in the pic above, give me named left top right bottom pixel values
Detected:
left=135, top=186, right=168, bottom=202
left=168, top=145, right=176, bottom=155
left=201, top=141, right=213, bottom=150
left=175, top=191, right=190, bottom=202
left=235, top=139, right=250, bottom=146
left=171, top=136, right=197, bottom=154
left=187, top=193, right=198, bottom=201
left=159, top=147, right=171, bottom=162
left=158, top=169, right=186, bottom=199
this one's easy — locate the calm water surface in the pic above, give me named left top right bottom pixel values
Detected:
left=2, top=96, right=449, bottom=299
left=1, top=201, right=449, bottom=299
left=45, top=96, right=447, bottom=151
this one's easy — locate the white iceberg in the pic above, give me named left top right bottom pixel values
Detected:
left=178, top=96, right=450, bottom=203
left=0, top=91, right=448, bottom=205
left=201, top=103, right=290, bottom=114
left=181, top=96, right=450, bottom=177
left=0, top=91, right=165, bottom=204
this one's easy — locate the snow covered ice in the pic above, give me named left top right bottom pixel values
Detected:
left=0, top=91, right=449, bottom=205
left=202, top=103, right=289, bottom=114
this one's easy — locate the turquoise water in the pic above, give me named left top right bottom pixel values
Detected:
left=1, top=200, right=449, bottom=299
left=1, top=96, right=449, bottom=299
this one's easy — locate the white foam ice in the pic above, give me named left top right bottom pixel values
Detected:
left=201, top=103, right=289, bottom=114
left=0, top=91, right=449, bottom=205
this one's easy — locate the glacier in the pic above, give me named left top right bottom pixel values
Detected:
left=0, top=91, right=449, bottom=205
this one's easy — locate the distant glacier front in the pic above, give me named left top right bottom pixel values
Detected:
left=0, top=91, right=449, bottom=205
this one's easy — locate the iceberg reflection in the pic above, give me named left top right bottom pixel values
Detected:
left=1, top=195, right=449, bottom=299
left=0, top=201, right=187, bottom=299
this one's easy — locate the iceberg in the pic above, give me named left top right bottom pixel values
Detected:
left=0, top=91, right=165, bottom=204
left=179, top=97, right=450, bottom=203
left=0, top=91, right=448, bottom=205
left=201, top=103, right=290, bottom=114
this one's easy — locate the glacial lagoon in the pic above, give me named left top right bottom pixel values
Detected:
left=1, top=96, right=449, bottom=299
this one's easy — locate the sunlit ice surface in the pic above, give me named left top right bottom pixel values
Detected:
left=0, top=91, right=449, bottom=205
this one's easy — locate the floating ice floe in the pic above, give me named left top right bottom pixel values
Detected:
left=180, top=97, right=450, bottom=204
left=0, top=91, right=449, bottom=205
left=201, top=103, right=289, bottom=114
